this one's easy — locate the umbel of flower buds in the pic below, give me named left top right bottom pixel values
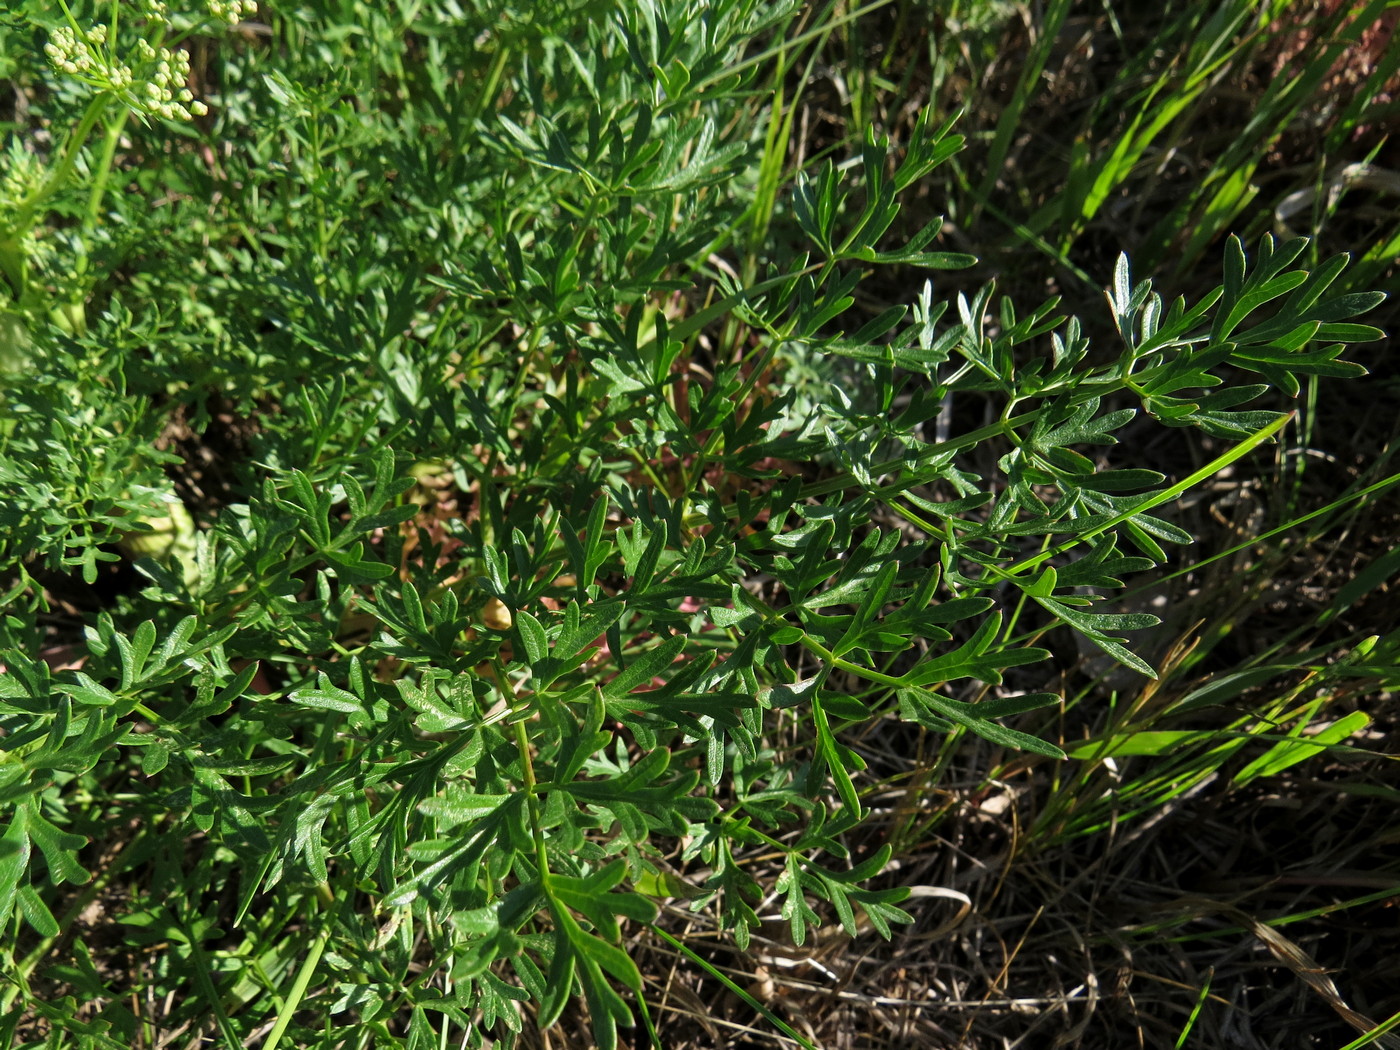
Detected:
left=207, top=0, right=258, bottom=25
left=41, top=2, right=260, bottom=122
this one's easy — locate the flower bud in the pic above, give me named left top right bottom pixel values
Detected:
left=482, top=597, right=513, bottom=631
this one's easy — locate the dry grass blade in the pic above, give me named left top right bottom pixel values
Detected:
left=1159, top=897, right=1400, bottom=1050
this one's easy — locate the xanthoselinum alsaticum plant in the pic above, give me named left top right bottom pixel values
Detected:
left=0, top=1, right=1387, bottom=1047
left=0, top=0, right=254, bottom=602
left=3, top=0, right=253, bottom=333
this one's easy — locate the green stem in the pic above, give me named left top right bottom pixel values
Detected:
left=14, top=93, right=113, bottom=235
left=514, top=714, right=551, bottom=880
left=496, top=654, right=552, bottom=878
left=84, top=107, right=130, bottom=235
left=262, top=887, right=340, bottom=1050
left=469, top=42, right=511, bottom=123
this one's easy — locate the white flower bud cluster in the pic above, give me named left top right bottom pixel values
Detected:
left=207, top=0, right=258, bottom=25
left=44, top=20, right=210, bottom=122
left=133, top=39, right=210, bottom=120
left=43, top=25, right=107, bottom=80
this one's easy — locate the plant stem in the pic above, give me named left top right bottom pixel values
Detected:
left=15, top=93, right=113, bottom=236
left=261, top=888, right=341, bottom=1050
left=514, top=716, right=552, bottom=880
left=84, top=107, right=130, bottom=236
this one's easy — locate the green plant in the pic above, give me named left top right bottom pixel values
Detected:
left=1, top=0, right=252, bottom=333
left=0, top=1, right=1390, bottom=1048
left=0, top=0, right=255, bottom=602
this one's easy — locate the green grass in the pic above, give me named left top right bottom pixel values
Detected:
left=1, top=1, right=1398, bottom=1048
